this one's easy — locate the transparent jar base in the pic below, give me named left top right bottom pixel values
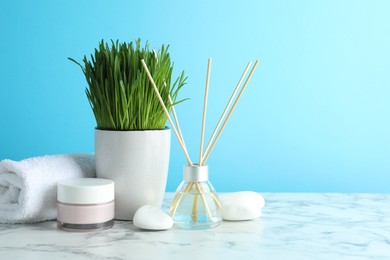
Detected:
left=170, top=181, right=222, bottom=230
left=57, top=219, right=114, bottom=232
left=174, top=215, right=222, bottom=230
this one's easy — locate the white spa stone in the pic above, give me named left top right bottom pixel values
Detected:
left=220, top=191, right=265, bottom=221
left=133, top=205, right=173, bottom=230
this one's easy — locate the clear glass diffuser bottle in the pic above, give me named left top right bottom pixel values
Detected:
left=170, top=165, right=222, bottom=229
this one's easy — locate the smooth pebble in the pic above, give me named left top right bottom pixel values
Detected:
left=220, top=191, right=265, bottom=221
left=133, top=205, right=173, bottom=230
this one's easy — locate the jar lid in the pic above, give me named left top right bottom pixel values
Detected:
left=57, top=178, right=114, bottom=204
left=183, top=165, right=208, bottom=182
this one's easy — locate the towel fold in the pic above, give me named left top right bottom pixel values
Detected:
left=0, top=154, right=95, bottom=224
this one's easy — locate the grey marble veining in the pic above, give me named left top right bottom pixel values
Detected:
left=0, top=193, right=389, bottom=260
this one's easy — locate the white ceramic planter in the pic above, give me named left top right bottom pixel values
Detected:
left=95, top=128, right=170, bottom=220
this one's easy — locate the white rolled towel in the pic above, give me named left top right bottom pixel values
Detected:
left=0, top=154, right=95, bottom=224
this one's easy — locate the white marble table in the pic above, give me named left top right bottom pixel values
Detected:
left=1, top=193, right=390, bottom=260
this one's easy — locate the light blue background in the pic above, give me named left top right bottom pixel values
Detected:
left=1, top=0, right=389, bottom=192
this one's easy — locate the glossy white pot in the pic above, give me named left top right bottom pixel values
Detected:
left=95, top=128, right=170, bottom=220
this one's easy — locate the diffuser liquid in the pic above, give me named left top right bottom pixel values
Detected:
left=171, top=192, right=222, bottom=229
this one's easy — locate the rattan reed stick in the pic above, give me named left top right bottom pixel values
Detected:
left=170, top=181, right=194, bottom=218
left=167, top=93, right=190, bottom=158
left=141, top=59, right=193, bottom=166
left=195, top=182, right=213, bottom=220
left=211, top=192, right=223, bottom=210
left=199, top=58, right=212, bottom=165
left=191, top=194, right=199, bottom=222
left=164, top=82, right=187, bottom=146
left=168, top=94, right=186, bottom=146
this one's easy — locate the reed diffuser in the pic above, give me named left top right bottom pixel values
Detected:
left=141, top=58, right=259, bottom=229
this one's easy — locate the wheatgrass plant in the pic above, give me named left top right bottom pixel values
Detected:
left=69, top=39, right=186, bottom=130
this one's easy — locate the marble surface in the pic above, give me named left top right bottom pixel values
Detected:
left=1, top=193, right=390, bottom=260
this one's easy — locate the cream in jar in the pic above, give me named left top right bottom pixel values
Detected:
left=57, top=178, right=114, bottom=231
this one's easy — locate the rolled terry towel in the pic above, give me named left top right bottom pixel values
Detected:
left=0, top=154, right=95, bottom=224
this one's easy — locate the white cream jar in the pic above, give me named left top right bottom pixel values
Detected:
left=57, top=178, right=115, bottom=231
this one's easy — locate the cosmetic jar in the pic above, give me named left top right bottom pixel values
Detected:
left=57, top=178, right=115, bottom=231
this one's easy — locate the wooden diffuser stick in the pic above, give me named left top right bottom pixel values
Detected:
left=164, top=82, right=187, bottom=146
left=168, top=94, right=189, bottom=152
left=199, top=58, right=212, bottom=165
left=141, top=59, right=193, bottom=166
